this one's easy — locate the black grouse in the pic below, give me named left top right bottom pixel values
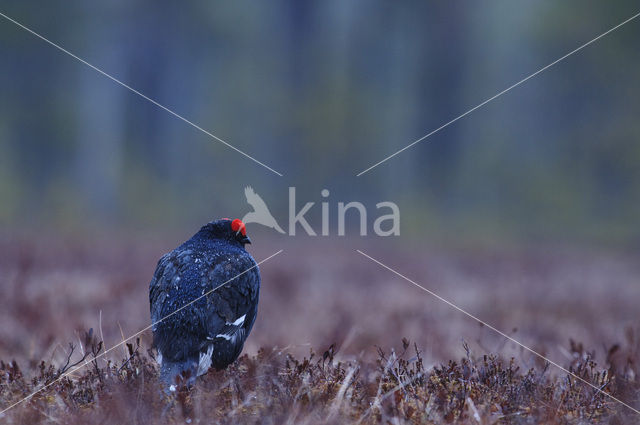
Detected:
left=149, top=218, right=259, bottom=386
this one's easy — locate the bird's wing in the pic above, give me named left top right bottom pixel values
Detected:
left=149, top=252, right=172, bottom=321
left=244, top=186, right=271, bottom=213
left=149, top=248, right=210, bottom=361
left=205, top=255, right=260, bottom=354
left=210, top=313, right=247, bottom=344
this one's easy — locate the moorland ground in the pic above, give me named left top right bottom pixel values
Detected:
left=1, top=235, right=638, bottom=423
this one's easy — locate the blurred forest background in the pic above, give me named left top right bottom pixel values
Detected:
left=1, top=0, right=639, bottom=247
left=2, top=5, right=640, bottom=422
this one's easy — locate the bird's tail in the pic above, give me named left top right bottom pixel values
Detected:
left=160, top=358, right=198, bottom=389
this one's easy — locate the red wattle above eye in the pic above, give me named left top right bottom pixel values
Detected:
left=231, top=218, right=246, bottom=236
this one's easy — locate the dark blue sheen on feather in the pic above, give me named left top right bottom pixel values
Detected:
left=149, top=219, right=259, bottom=386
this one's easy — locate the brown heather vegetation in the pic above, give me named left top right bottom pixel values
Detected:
left=1, top=331, right=640, bottom=424
left=0, top=236, right=639, bottom=423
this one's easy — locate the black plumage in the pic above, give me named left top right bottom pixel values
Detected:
left=149, top=218, right=259, bottom=386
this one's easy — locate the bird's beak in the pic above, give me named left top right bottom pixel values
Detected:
left=241, top=235, right=251, bottom=245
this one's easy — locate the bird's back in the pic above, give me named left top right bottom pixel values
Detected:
left=149, top=232, right=260, bottom=385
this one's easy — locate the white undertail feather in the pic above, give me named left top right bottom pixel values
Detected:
left=197, top=344, right=214, bottom=376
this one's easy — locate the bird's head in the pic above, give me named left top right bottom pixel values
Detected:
left=202, top=218, right=251, bottom=247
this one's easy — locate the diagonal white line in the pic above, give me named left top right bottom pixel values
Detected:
left=356, top=249, right=640, bottom=416
left=0, top=249, right=283, bottom=415
left=356, top=11, right=640, bottom=176
left=0, top=11, right=283, bottom=177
